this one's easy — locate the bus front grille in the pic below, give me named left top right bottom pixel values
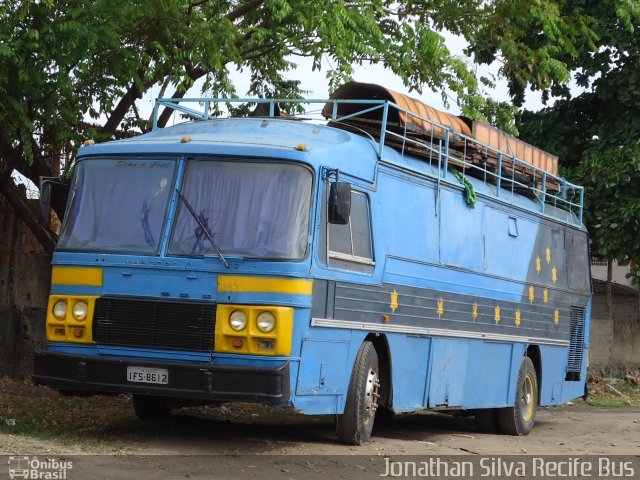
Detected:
left=93, top=297, right=216, bottom=352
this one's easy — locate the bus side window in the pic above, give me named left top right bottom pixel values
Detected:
left=328, top=191, right=374, bottom=272
left=566, top=233, right=589, bottom=292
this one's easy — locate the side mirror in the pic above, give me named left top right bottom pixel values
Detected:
left=328, top=182, right=351, bottom=224
left=39, top=177, right=70, bottom=223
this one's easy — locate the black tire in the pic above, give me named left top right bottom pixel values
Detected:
left=498, top=356, right=538, bottom=435
left=336, top=341, right=380, bottom=445
left=474, top=408, right=501, bottom=434
left=132, top=395, right=171, bottom=421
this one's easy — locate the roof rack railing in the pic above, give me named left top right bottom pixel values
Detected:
left=152, top=97, right=584, bottom=226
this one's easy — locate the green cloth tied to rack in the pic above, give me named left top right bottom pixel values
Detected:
left=451, top=169, right=477, bottom=209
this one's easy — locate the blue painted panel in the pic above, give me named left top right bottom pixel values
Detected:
left=384, top=257, right=526, bottom=303
left=98, top=345, right=290, bottom=367
left=440, top=189, right=483, bottom=270
left=103, top=267, right=217, bottom=301
left=52, top=251, right=314, bottom=279
left=296, top=339, right=350, bottom=395
left=387, top=334, right=430, bottom=412
left=47, top=343, right=98, bottom=356
left=96, top=345, right=212, bottom=362
left=290, top=395, right=339, bottom=415
left=539, top=344, right=570, bottom=405
left=378, top=170, right=438, bottom=264
left=561, top=378, right=585, bottom=403
left=215, top=291, right=312, bottom=308
left=81, top=118, right=380, bottom=186
left=291, top=330, right=367, bottom=414
left=304, top=325, right=352, bottom=343
left=482, top=206, right=539, bottom=282
left=288, top=307, right=312, bottom=357
left=464, top=341, right=513, bottom=408
left=427, top=338, right=469, bottom=407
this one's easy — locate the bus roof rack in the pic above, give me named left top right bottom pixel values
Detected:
left=152, top=85, right=584, bottom=226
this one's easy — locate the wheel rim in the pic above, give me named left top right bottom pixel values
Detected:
left=364, top=365, right=381, bottom=424
left=520, top=373, right=535, bottom=422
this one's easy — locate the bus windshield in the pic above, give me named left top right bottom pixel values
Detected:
left=58, top=158, right=177, bottom=253
left=169, top=160, right=312, bottom=260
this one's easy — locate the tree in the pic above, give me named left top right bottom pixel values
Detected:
left=515, top=0, right=640, bottom=287
left=0, top=0, right=613, bottom=253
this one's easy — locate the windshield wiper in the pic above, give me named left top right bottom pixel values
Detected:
left=140, top=200, right=155, bottom=246
left=176, top=190, right=229, bottom=268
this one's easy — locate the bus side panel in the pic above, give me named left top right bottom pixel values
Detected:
left=425, top=338, right=525, bottom=409
left=537, top=348, right=589, bottom=406
left=292, top=328, right=367, bottom=415
left=386, top=333, right=430, bottom=412
left=538, top=344, right=572, bottom=405
left=295, top=339, right=350, bottom=397
left=463, top=340, right=518, bottom=408
left=561, top=372, right=588, bottom=404
left=427, top=338, right=469, bottom=408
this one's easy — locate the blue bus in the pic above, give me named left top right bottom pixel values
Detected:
left=34, top=82, right=591, bottom=445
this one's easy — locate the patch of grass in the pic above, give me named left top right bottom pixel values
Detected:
left=0, top=377, right=139, bottom=453
left=583, top=375, right=640, bottom=409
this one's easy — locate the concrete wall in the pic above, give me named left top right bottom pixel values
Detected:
left=590, top=292, right=640, bottom=376
left=591, top=259, right=634, bottom=287
left=0, top=202, right=51, bottom=377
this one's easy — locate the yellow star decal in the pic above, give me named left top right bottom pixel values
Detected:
left=472, top=303, right=478, bottom=321
left=546, top=247, right=552, bottom=264
left=515, top=309, right=521, bottom=327
left=529, top=286, right=535, bottom=303
left=536, top=256, right=541, bottom=274
left=390, top=290, right=399, bottom=313
left=437, top=298, right=445, bottom=317
left=494, top=305, right=501, bottom=324
left=552, top=266, right=557, bottom=284
left=554, top=308, right=560, bottom=325
left=543, top=288, right=548, bottom=304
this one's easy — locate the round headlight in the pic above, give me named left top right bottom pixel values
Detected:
left=72, top=301, right=88, bottom=321
left=52, top=300, right=67, bottom=320
left=229, top=310, right=248, bottom=331
left=256, top=311, right=276, bottom=333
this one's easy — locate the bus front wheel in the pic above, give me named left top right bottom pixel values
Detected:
left=336, top=341, right=380, bottom=445
left=499, top=356, right=538, bottom=435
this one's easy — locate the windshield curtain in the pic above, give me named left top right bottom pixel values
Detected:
left=58, top=158, right=176, bottom=253
left=169, top=160, right=312, bottom=259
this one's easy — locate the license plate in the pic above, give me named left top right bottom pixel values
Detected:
left=127, top=366, right=169, bottom=385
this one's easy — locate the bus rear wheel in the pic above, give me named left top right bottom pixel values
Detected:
left=132, top=394, right=171, bottom=421
left=498, top=356, right=537, bottom=435
left=336, top=341, right=380, bottom=445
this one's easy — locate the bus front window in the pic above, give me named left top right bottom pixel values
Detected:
left=58, top=158, right=176, bottom=253
left=169, top=160, right=312, bottom=260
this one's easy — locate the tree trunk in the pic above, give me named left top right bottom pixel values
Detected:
left=0, top=173, right=57, bottom=254
left=606, top=256, right=613, bottom=322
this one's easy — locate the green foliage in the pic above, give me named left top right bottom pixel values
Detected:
left=0, top=1, right=607, bottom=166
left=467, top=0, right=600, bottom=106
left=0, top=0, right=623, bottom=248
left=517, top=0, right=640, bottom=284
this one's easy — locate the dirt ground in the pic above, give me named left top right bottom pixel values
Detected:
left=1, top=379, right=639, bottom=479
